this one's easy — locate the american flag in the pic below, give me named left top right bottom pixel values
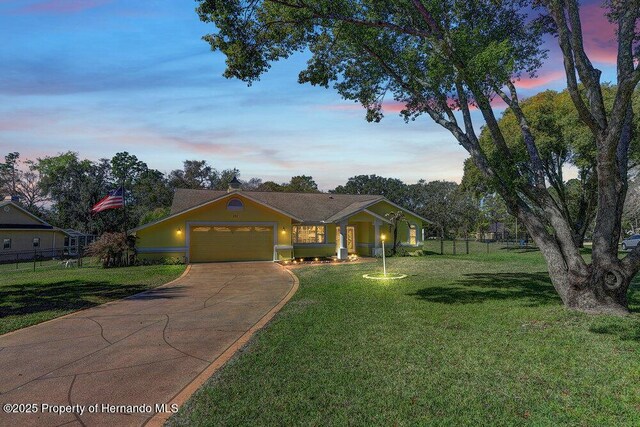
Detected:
left=91, top=188, right=124, bottom=213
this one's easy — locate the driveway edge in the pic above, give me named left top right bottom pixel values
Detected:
left=145, top=265, right=300, bottom=427
left=0, top=264, right=192, bottom=339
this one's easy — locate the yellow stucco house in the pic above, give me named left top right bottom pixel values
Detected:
left=132, top=180, right=429, bottom=263
left=0, top=199, right=68, bottom=259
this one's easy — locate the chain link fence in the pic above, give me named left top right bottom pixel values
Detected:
left=0, top=248, right=95, bottom=272
left=421, top=238, right=538, bottom=255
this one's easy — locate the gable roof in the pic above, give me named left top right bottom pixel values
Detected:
left=170, top=189, right=385, bottom=223
left=0, top=201, right=69, bottom=233
left=132, top=189, right=429, bottom=232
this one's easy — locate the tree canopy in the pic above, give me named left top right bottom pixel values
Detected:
left=197, top=0, right=640, bottom=314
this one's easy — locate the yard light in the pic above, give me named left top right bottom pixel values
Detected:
left=381, top=234, right=387, bottom=277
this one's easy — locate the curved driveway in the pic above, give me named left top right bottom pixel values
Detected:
left=0, top=262, right=296, bottom=427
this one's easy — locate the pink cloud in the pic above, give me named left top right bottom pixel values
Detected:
left=514, top=71, right=565, bottom=89
left=580, top=3, right=617, bottom=64
left=14, top=0, right=111, bottom=14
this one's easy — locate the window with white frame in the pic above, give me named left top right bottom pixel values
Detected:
left=409, top=225, right=417, bottom=245
left=293, top=225, right=326, bottom=244
left=3, top=238, right=10, bottom=250
left=33, top=237, right=40, bottom=248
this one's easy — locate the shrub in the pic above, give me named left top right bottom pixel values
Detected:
left=86, top=232, right=136, bottom=268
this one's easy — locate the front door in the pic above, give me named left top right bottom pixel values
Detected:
left=336, top=226, right=356, bottom=254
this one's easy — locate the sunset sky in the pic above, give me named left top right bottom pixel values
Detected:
left=0, top=0, right=619, bottom=190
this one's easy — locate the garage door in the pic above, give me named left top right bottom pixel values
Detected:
left=189, top=225, right=274, bottom=262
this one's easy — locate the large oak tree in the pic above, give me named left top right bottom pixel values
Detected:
left=198, top=0, right=640, bottom=314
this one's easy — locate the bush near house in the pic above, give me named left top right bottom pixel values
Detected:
left=86, top=232, right=135, bottom=267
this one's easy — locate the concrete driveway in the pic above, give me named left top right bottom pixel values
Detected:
left=0, top=262, right=297, bottom=427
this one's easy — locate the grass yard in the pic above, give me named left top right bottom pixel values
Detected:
left=170, top=250, right=640, bottom=426
left=0, top=263, right=185, bottom=335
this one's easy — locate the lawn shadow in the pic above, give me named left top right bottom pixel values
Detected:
left=409, top=271, right=560, bottom=307
left=0, top=280, right=184, bottom=318
left=499, top=246, right=540, bottom=253
left=588, top=321, right=640, bottom=342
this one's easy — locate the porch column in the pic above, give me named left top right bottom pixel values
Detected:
left=374, top=219, right=383, bottom=257
left=338, top=220, right=348, bottom=260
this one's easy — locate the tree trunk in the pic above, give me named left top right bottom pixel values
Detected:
left=521, top=208, right=631, bottom=315
left=392, top=223, right=399, bottom=255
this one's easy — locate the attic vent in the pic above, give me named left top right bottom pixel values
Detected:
left=227, top=198, right=244, bottom=211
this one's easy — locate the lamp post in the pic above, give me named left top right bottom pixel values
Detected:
left=381, top=234, right=387, bottom=277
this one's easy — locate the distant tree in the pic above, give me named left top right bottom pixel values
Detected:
left=333, top=175, right=409, bottom=207
left=16, top=166, right=46, bottom=214
left=130, top=169, right=173, bottom=226
left=284, top=175, right=319, bottom=193
left=409, top=180, right=478, bottom=239
left=0, top=153, right=46, bottom=213
left=168, top=160, right=239, bottom=191
left=110, top=152, right=148, bottom=188
left=480, top=193, right=510, bottom=241
left=0, top=152, right=20, bottom=197
left=257, top=181, right=284, bottom=192
left=168, top=160, right=215, bottom=189
left=241, top=177, right=263, bottom=190
left=35, top=152, right=114, bottom=234
left=139, top=207, right=171, bottom=226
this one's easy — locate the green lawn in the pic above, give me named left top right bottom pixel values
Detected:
left=170, top=250, right=640, bottom=426
left=0, top=263, right=185, bottom=335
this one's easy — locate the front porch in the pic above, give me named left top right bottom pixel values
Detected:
left=291, top=210, right=396, bottom=260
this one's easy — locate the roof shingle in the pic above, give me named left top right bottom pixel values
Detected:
left=170, top=189, right=384, bottom=223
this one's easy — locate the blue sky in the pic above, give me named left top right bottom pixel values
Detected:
left=0, top=0, right=618, bottom=190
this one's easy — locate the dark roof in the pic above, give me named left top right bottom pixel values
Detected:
left=0, top=224, right=54, bottom=230
left=170, top=189, right=384, bottom=223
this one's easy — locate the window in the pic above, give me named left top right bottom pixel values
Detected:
left=64, top=236, right=70, bottom=247
left=293, top=225, right=326, bottom=244
left=227, top=198, right=244, bottom=211
left=409, top=226, right=417, bottom=245
left=3, top=238, right=10, bottom=250
left=33, top=237, right=40, bottom=248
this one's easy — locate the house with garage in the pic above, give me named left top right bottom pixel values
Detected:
left=132, top=178, right=429, bottom=263
left=0, top=198, right=68, bottom=260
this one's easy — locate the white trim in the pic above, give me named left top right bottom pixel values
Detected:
left=185, top=221, right=278, bottom=263
left=376, top=199, right=433, bottom=224
left=362, top=209, right=393, bottom=224
left=131, top=191, right=302, bottom=233
left=137, top=246, right=188, bottom=254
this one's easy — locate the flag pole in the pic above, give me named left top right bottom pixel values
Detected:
left=122, top=179, right=127, bottom=235
left=122, top=179, right=128, bottom=266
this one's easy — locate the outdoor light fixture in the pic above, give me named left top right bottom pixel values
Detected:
left=177, top=227, right=182, bottom=235
left=281, top=227, right=286, bottom=234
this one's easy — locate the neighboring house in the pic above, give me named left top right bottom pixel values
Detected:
left=0, top=199, right=68, bottom=259
left=132, top=180, right=429, bottom=263
left=477, top=222, right=509, bottom=241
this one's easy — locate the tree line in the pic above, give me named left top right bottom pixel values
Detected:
left=4, top=88, right=640, bottom=243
